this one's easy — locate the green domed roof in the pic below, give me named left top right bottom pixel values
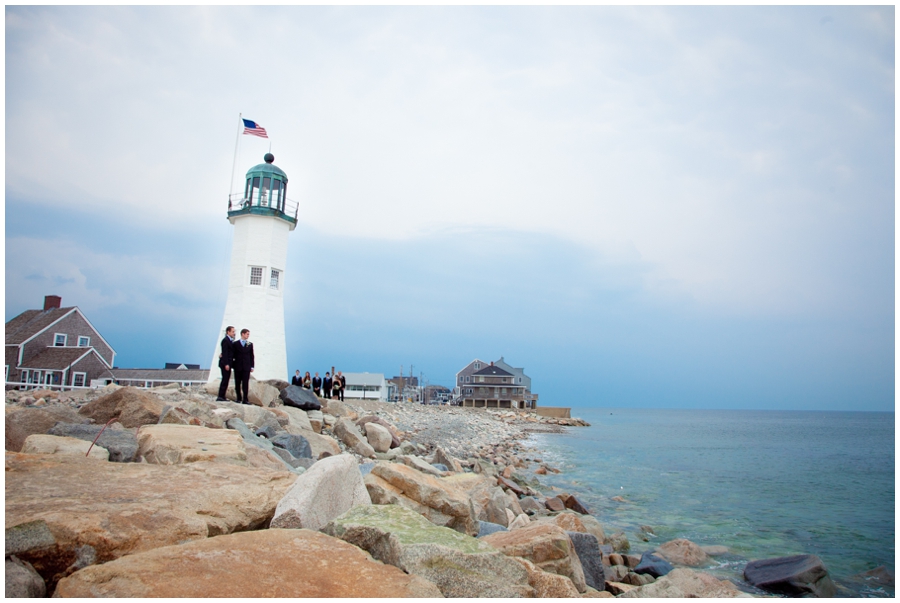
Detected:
left=246, top=153, right=288, bottom=181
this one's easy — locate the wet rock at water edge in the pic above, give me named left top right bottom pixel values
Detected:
left=634, top=551, right=674, bottom=578
left=744, top=554, right=837, bottom=598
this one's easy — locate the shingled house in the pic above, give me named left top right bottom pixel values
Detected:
left=5, top=295, right=115, bottom=388
left=455, top=359, right=538, bottom=410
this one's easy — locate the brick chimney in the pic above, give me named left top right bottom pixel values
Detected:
left=43, top=295, right=61, bottom=311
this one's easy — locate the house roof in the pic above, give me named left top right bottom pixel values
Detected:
left=473, top=365, right=513, bottom=377
left=5, top=307, right=76, bottom=345
left=18, top=346, right=94, bottom=370
left=109, top=369, right=210, bottom=381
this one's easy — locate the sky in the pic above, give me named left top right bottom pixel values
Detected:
left=5, top=6, right=895, bottom=411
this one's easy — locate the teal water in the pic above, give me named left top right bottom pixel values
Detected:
left=525, top=408, right=894, bottom=597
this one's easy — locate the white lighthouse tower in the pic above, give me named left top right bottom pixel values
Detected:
left=209, top=153, right=297, bottom=382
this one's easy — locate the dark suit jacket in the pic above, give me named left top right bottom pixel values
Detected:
left=219, top=336, right=234, bottom=369
left=291, top=375, right=302, bottom=386
left=232, top=339, right=255, bottom=373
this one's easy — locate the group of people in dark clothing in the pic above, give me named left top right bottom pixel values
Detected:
left=292, top=368, right=345, bottom=401
left=216, top=324, right=346, bottom=403
left=216, top=326, right=255, bottom=403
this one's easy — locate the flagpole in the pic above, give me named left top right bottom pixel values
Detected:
left=229, top=113, right=242, bottom=205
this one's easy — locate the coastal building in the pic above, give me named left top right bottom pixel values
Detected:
left=106, top=366, right=210, bottom=389
left=342, top=372, right=387, bottom=401
left=5, top=295, right=116, bottom=388
left=455, top=357, right=538, bottom=410
left=209, top=153, right=298, bottom=382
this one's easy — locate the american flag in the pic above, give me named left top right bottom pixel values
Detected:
left=242, top=119, right=268, bottom=138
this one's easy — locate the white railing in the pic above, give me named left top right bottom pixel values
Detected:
left=228, top=193, right=299, bottom=219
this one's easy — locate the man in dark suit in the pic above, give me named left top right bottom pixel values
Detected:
left=232, top=328, right=255, bottom=404
left=312, top=372, right=322, bottom=397
left=216, top=326, right=235, bottom=401
left=323, top=372, right=332, bottom=399
left=291, top=370, right=302, bottom=386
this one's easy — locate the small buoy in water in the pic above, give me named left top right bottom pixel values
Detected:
left=620, top=486, right=624, bottom=489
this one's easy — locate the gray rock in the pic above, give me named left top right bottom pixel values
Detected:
left=363, top=422, right=393, bottom=453
left=272, top=434, right=312, bottom=459
left=6, top=555, right=46, bottom=598
left=280, top=385, right=320, bottom=411
left=358, top=462, right=375, bottom=476
left=634, top=551, right=674, bottom=578
left=46, top=423, right=138, bottom=462
left=518, top=496, right=544, bottom=514
left=431, top=463, right=449, bottom=472
left=292, top=457, right=316, bottom=470
left=568, top=531, right=605, bottom=591
left=477, top=521, right=508, bottom=538
left=744, top=554, right=837, bottom=598
left=254, top=423, right=279, bottom=440
left=225, top=418, right=298, bottom=473
left=6, top=520, right=56, bottom=556
left=333, top=418, right=375, bottom=458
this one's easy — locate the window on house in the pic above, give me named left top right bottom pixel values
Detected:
left=78, top=336, right=90, bottom=347
left=73, top=372, right=86, bottom=387
left=477, top=376, right=484, bottom=383
left=474, top=363, right=480, bottom=369
left=270, top=269, right=281, bottom=290
left=54, top=333, right=67, bottom=346
left=249, top=266, right=264, bottom=286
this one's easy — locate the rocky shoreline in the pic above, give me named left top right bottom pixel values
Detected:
left=5, top=381, right=883, bottom=597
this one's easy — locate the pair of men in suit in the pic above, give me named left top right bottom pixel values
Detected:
left=217, top=326, right=254, bottom=403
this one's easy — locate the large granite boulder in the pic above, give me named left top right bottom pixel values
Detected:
left=515, top=557, right=581, bottom=597
left=77, top=387, right=175, bottom=428
left=357, top=415, right=402, bottom=448
left=46, top=423, right=138, bottom=462
left=280, top=385, right=321, bottom=411
left=206, top=377, right=279, bottom=406
left=276, top=405, right=313, bottom=430
left=54, top=528, right=442, bottom=598
left=270, top=454, right=370, bottom=531
left=136, top=424, right=247, bottom=465
left=620, top=567, right=752, bottom=598
left=281, top=425, right=340, bottom=458
left=398, top=454, right=446, bottom=477
left=21, top=434, right=109, bottom=460
left=333, top=417, right=376, bottom=457
left=370, top=462, right=478, bottom=535
left=536, top=510, right=587, bottom=533
left=568, top=531, right=606, bottom=591
left=6, top=556, right=46, bottom=598
left=364, top=472, right=465, bottom=532
left=364, top=422, right=393, bottom=453
left=743, top=554, right=837, bottom=598
left=433, top=446, right=464, bottom=472
left=6, top=452, right=294, bottom=591
left=6, top=408, right=72, bottom=452
left=655, top=538, right=709, bottom=566
left=579, top=514, right=607, bottom=544
left=322, top=504, right=532, bottom=597
left=634, top=551, right=674, bottom=578
left=482, top=521, right=587, bottom=592
left=559, top=492, right=591, bottom=514
left=322, top=399, right=351, bottom=417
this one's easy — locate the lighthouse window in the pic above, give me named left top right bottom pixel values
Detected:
left=249, top=266, right=264, bottom=286
left=270, top=269, right=281, bottom=290
left=260, top=177, right=271, bottom=207
left=272, top=180, right=282, bottom=210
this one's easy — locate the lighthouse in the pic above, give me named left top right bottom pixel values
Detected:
left=209, top=153, right=297, bottom=382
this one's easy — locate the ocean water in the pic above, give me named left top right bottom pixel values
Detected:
left=524, top=408, right=895, bottom=597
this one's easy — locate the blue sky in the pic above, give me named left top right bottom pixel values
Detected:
left=5, top=6, right=894, bottom=410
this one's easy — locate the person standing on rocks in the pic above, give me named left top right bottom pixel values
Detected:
left=216, top=326, right=236, bottom=401
left=323, top=372, right=332, bottom=399
left=291, top=370, right=302, bottom=386
left=312, top=372, right=322, bottom=397
left=337, top=371, right=346, bottom=401
left=232, top=328, right=254, bottom=404
left=303, top=371, right=312, bottom=389
left=332, top=371, right=342, bottom=400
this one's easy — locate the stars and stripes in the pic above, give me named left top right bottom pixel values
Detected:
left=242, top=119, right=268, bottom=138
